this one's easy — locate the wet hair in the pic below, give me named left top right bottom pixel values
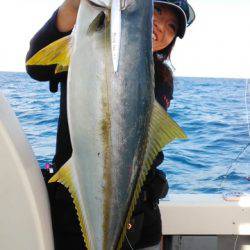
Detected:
left=153, top=37, right=177, bottom=105
left=154, top=59, right=173, bottom=100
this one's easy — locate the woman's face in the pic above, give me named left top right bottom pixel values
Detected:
left=153, top=4, right=179, bottom=52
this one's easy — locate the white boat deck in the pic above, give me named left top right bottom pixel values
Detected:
left=160, top=195, right=250, bottom=249
left=160, top=194, right=250, bottom=235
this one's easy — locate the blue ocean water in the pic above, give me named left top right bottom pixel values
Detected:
left=1, top=71, right=250, bottom=194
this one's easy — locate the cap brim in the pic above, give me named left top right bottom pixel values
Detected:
left=187, top=4, right=195, bottom=26
left=154, top=1, right=187, bottom=39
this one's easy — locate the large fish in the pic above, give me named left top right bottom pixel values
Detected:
left=27, top=0, right=186, bottom=249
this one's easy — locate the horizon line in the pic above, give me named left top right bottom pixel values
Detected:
left=0, top=70, right=249, bottom=81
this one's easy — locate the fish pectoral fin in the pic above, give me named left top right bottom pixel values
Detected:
left=117, top=100, right=187, bottom=249
left=87, top=11, right=106, bottom=35
left=26, top=35, right=72, bottom=74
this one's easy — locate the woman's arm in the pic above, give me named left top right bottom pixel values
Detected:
left=26, top=0, right=80, bottom=83
left=56, top=0, right=80, bottom=33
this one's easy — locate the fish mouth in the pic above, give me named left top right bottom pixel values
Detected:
left=87, top=0, right=109, bottom=8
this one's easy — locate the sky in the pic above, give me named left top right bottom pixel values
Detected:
left=0, top=0, right=249, bottom=78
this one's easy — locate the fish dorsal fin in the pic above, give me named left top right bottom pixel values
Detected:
left=26, top=35, right=71, bottom=74
left=49, top=159, right=93, bottom=250
left=117, top=100, right=187, bottom=249
left=143, top=100, right=187, bottom=169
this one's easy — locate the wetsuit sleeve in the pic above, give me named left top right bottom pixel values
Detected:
left=25, top=9, right=72, bottom=86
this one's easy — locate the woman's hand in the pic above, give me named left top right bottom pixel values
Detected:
left=57, top=0, right=81, bottom=32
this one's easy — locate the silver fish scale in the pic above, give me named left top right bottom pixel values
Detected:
left=67, top=0, right=154, bottom=249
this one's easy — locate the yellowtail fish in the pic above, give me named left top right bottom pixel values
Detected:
left=27, top=0, right=187, bottom=249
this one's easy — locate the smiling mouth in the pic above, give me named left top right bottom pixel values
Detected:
left=153, top=32, right=157, bottom=41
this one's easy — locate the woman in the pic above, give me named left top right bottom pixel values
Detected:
left=26, top=0, right=195, bottom=249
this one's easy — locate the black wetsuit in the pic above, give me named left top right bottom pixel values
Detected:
left=26, top=9, right=170, bottom=250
